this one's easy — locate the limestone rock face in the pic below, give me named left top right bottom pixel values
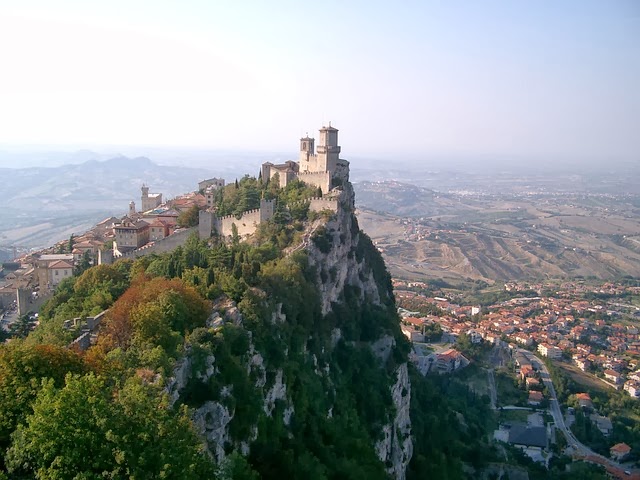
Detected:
left=171, top=181, right=413, bottom=478
left=376, top=363, right=413, bottom=480
left=306, top=185, right=382, bottom=316
left=193, top=401, right=233, bottom=463
left=166, top=354, right=192, bottom=406
left=263, top=369, right=287, bottom=416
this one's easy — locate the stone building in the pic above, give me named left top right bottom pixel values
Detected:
left=141, top=184, right=163, bottom=212
left=113, top=218, right=150, bottom=255
left=35, top=254, right=75, bottom=291
left=261, top=124, right=349, bottom=195
left=199, top=177, right=225, bottom=192
left=148, top=218, right=173, bottom=241
left=199, top=198, right=276, bottom=240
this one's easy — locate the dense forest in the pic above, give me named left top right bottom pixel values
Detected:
left=0, top=175, right=496, bottom=479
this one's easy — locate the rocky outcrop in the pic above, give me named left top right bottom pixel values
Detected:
left=306, top=185, right=383, bottom=316
left=193, top=401, right=233, bottom=462
left=304, top=184, right=413, bottom=477
left=376, top=363, right=413, bottom=480
left=166, top=354, right=193, bottom=406
left=263, top=369, right=287, bottom=416
left=175, top=181, right=413, bottom=477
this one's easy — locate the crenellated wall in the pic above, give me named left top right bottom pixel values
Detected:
left=216, top=208, right=263, bottom=237
left=309, top=197, right=338, bottom=213
left=297, top=171, right=331, bottom=195
left=199, top=199, right=276, bottom=240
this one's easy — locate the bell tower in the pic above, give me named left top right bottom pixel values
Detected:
left=299, top=134, right=315, bottom=171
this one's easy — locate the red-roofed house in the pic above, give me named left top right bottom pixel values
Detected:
left=520, top=365, right=534, bottom=379
left=435, top=349, right=469, bottom=374
left=576, top=393, right=593, bottom=409
left=48, top=260, right=73, bottom=286
left=528, top=391, right=543, bottom=405
left=604, top=369, right=622, bottom=385
left=148, top=218, right=172, bottom=242
left=526, top=377, right=540, bottom=390
left=610, top=442, right=631, bottom=461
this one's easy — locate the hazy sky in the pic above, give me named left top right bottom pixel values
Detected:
left=1, top=1, right=638, bottom=162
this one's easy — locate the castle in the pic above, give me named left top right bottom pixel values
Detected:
left=199, top=124, right=348, bottom=240
left=261, top=124, right=349, bottom=194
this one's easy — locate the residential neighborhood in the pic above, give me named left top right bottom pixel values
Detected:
left=395, top=279, right=640, bottom=399
left=395, top=277, right=640, bottom=476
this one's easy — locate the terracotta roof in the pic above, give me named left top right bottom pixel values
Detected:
left=611, top=442, right=631, bottom=454
left=49, top=260, right=73, bottom=269
left=529, top=391, right=543, bottom=401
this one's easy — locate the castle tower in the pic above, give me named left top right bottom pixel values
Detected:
left=140, top=184, right=162, bottom=212
left=317, top=125, right=341, bottom=174
left=299, top=135, right=315, bottom=171
left=129, top=201, right=136, bottom=216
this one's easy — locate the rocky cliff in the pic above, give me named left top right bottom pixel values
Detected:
left=168, top=181, right=414, bottom=479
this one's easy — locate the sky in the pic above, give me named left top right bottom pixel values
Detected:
left=0, top=0, right=639, bottom=164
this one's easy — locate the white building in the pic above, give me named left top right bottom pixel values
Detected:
left=537, top=343, right=562, bottom=359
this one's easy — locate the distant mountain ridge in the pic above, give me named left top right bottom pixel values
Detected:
left=0, top=156, right=215, bottom=212
left=0, top=156, right=219, bottom=249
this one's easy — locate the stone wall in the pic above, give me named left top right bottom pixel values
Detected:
left=297, top=171, right=331, bottom=194
left=309, top=197, right=338, bottom=213
left=200, top=199, right=276, bottom=240
left=216, top=208, right=263, bottom=238
left=118, top=227, right=196, bottom=260
left=66, top=309, right=107, bottom=351
left=16, top=288, right=31, bottom=316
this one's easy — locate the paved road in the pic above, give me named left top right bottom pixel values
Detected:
left=518, top=349, right=639, bottom=479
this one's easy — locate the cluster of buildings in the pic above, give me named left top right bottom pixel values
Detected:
left=0, top=183, right=207, bottom=315
left=394, top=279, right=640, bottom=399
left=2, top=125, right=351, bottom=316
left=111, top=186, right=207, bottom=257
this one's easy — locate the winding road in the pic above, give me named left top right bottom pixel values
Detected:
left=517, top=349, right=640, bottom=479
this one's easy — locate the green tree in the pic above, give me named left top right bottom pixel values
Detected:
left=0, top=342, right=85, bottom=449
left=6, top=374, right=214, bottom=479
left=8, top=314, right=33, bottom=339
left=74, top=250, right=93, bottom=276
left=177, top=204, right=201, bottom=228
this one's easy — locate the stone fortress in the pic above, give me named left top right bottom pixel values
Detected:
left=261, top=124, right=349, bottom=195
left=198, top=124, right=349, bottom=240
left=95, top=124, right=350, bottom=263
left=1, top=125, right=349, bottom=313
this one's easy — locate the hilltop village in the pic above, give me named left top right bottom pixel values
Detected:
left=0, top=125, right=348, bottom=316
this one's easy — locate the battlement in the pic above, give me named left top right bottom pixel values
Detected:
left=199, top=198, right=276, bottom=240
left=288, top=197, right=339, bottom=213
left=110, top=227, right=197, bottom=262
left=65, top=310, right=107, bottom=351
left=216, top=207, right=262, bottom=222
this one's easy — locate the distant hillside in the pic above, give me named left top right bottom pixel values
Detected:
left=355, top=181, right=640, bottom=283
left=354, top=181, right=467, bottom=217
left=0, top=157, right=218, bottom=249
